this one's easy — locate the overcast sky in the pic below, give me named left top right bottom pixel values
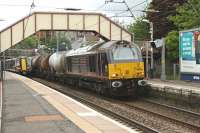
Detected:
left=0, top=0, right=150, bottom=30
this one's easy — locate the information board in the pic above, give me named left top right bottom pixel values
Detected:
left=180, top=29, right=200, bottom=81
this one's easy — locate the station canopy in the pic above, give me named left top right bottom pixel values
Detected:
left=0, top=11, right=133, bottom=53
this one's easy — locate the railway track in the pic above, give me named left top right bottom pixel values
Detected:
left=63, top=92, right=159, bottom=133
left=119, top=100, right=200, bottom=131
left=143, top=99, right=200, bottom=119
left=31, top=76, right=200, bottom=133
left=31, top=77, right=158, bottom=133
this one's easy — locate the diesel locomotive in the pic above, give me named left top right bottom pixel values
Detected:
left=31, top=40, right=145, bottom=97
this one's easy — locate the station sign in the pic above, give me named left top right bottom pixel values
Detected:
left=180, top=29, right=200, bottom=81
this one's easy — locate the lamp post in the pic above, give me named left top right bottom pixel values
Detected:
left=150, top=22, right=154, bottom=77
left=142, top=19, right=154, bottom=79
left=56, top=31, right=61, bottom=52
left=161, top=38, right=166, bottom=80
left=145, top=41, right=149, bottom=79
left=141, top=9, right=159, bottom=79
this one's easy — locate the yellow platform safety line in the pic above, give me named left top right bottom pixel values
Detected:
left=15, top=73, right=103, bottom=133
left=44, top=96, right=102, bottom=133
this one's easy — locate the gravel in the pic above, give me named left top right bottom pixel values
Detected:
left=33, top=77, right=200, bottom=133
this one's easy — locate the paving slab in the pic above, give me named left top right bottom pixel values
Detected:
left=2, top=73, right=84, bottom=133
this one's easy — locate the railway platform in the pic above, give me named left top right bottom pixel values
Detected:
left=0, top=72, right=137, bottom=133
left=147, top=79, right=200, bottom=97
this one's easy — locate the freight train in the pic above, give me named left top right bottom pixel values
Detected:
left=6, top=40, right=146, bottom=97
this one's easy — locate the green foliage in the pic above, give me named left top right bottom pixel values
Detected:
left=165, top=0, right=200, bottom=62
left=15, top=32, right=72, bottom=53
left=128, top=18, right=150, bottom=41
left=14, top=36, right=38, bottom=49
left=169, top=0, right=200, bottom=30
left=165, top=31, right=179, bottom=62
left=46, top=33, right=71, bottom=50
left=147, top=0, right=184, bottom=39
left=60, top=36, right=71, bottom=50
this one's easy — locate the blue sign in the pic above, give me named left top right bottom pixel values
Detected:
left=181, top=73, right=200, bottom=82
left=180, top=32, right=194, bottom=60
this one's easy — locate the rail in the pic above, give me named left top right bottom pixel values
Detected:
left=121, top=101, right=200, bottom=131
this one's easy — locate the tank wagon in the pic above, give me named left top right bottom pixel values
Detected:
left=31, top=55, right=41, bottom=70
left=31, top=40, right=145, bottom=97
left=40, top=55, right=51, bottom=73
left=49, top=51, right=67, bottom=74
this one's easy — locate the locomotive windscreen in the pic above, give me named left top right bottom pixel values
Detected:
left=112, top=45, right=140, bottom=61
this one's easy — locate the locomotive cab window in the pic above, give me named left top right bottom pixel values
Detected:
left=112, top=45, right=139, bottom=61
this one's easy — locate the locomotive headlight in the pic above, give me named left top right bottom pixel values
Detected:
left=112, top=73, right=118, bottom=77
left=112, top=81, right=122, bottom=88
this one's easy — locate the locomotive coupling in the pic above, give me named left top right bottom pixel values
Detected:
left=138, top=80, right=147, bottom=86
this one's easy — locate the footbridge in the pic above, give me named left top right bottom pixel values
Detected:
left=0, top=11, right=133, bottom=52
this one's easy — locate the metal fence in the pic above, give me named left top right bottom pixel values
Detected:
left=148, top=86, right=200, bottom=106
left=151, top=60, right=180, bottom=80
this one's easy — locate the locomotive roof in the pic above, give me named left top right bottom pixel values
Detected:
left=66, top=40, right=121, bottom=56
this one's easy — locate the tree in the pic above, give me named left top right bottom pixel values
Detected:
left=14, top=36, right=38, bottom=49
left=169, top=0, right=200, bottom=30
left=38, top=31, right=71, bottom=51
left=147, top=0, right=185, bottom=39
left=165, top=0, right=200, bottom=62
left=46, top=36, right=71, bottom=50
left=128, top=18, right=150, bottom=41
left=165, top=30, right=179, bottom=62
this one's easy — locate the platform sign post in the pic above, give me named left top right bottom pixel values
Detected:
left=180, top=28, right=200, bottom=81
left=161, top=39, right=166, bottom=80
left=0, top=61, right=2, bottom=80
left=145, top=42, right=149, bottom=79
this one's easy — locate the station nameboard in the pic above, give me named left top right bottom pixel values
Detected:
left=180, top=29, right=200, bottom=81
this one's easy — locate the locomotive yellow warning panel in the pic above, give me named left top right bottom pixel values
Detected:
left=21, top=58, right=27, bottom=71
left=108, top=62, right=144, bottom=80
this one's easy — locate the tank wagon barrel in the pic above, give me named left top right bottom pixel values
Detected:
left=49, top=52, right=67, bottom=74
left=31, top=55, right=41, bottom=70
left=40, top=55, right=51, bottom=72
